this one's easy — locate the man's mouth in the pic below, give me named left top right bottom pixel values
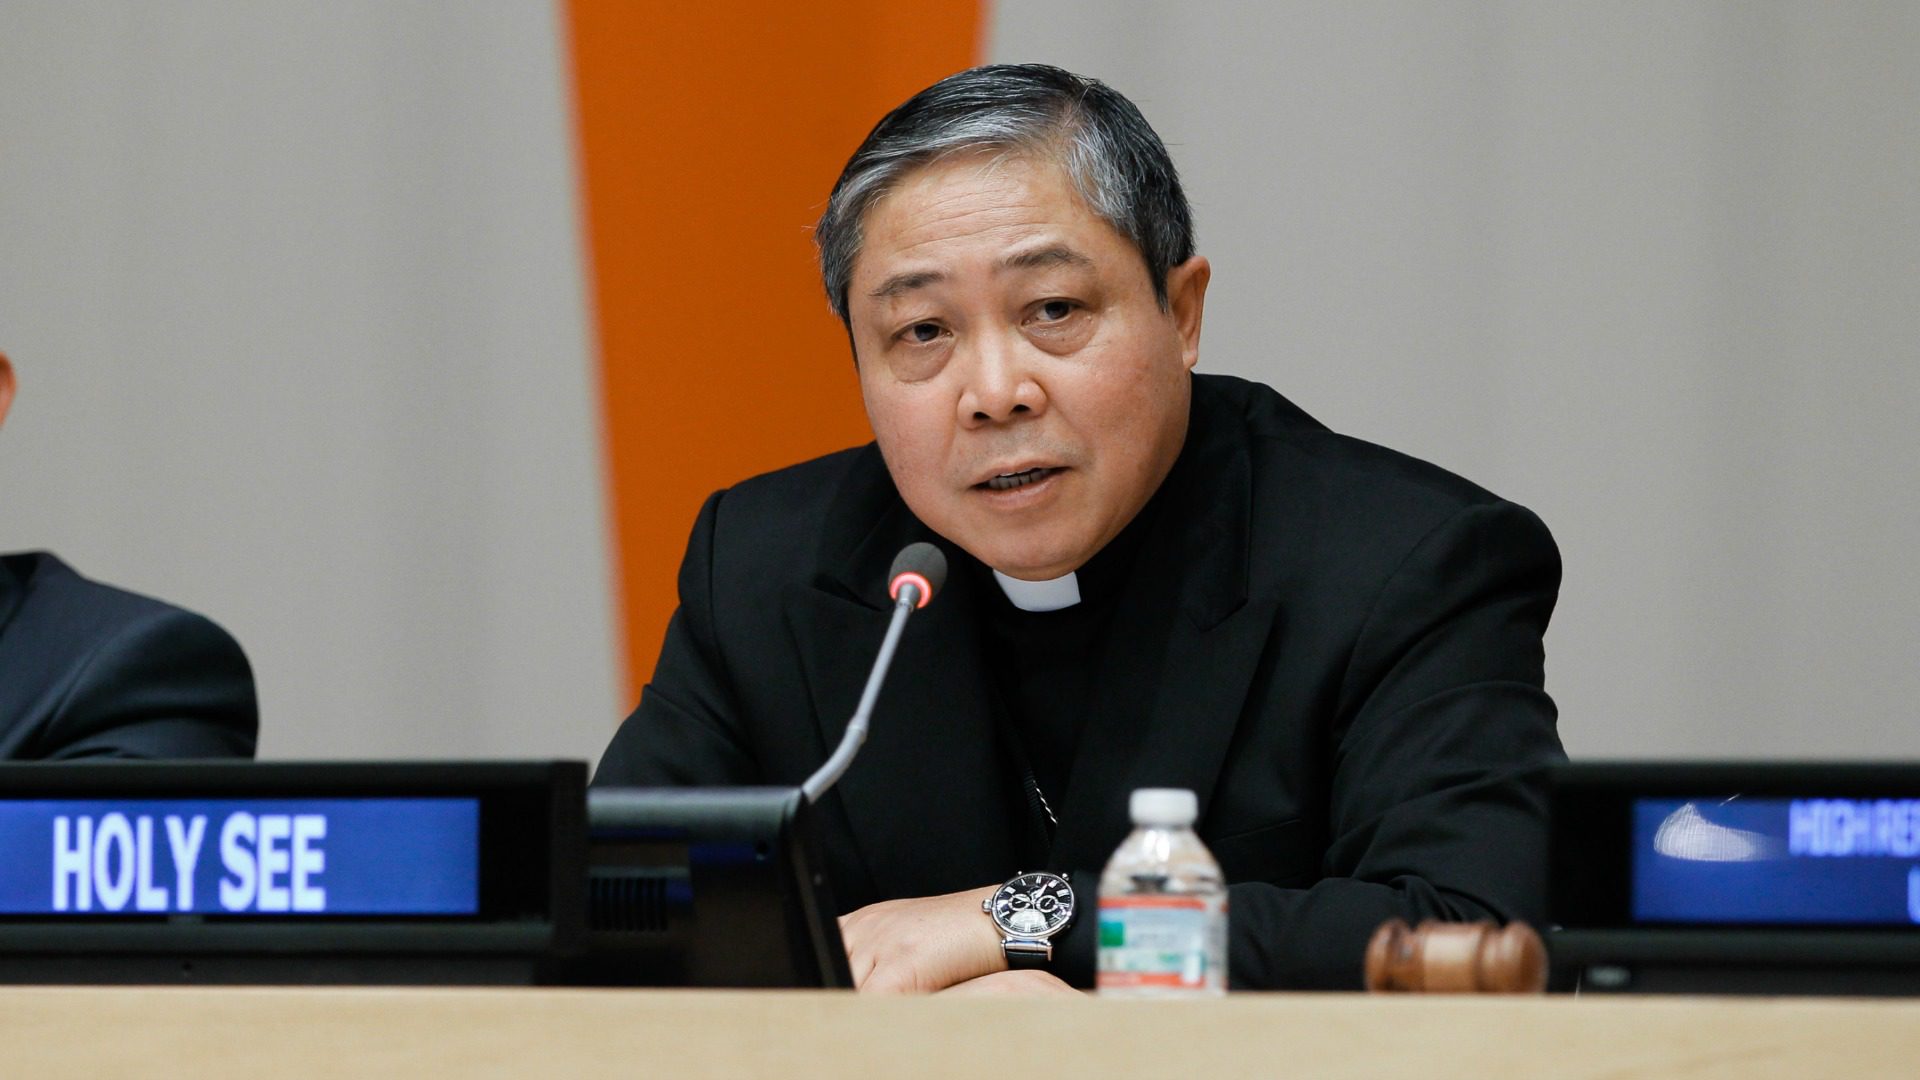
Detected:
left=980, top=466, right=1061, bottom=492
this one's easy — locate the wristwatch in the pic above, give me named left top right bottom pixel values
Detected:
left=982, top=871, right=1077, bottom=968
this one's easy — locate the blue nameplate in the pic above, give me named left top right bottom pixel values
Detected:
left=1633, top=797, right=1920, bottom=926
left=0, top=798, right=480, bottom=916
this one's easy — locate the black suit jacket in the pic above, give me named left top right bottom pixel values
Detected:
left=597, top=373, right=1564, bottom=989
left=0, top=552, right=258, bottom=760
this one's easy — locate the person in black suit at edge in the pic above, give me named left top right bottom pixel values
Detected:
left=0, top=351, right=257, bottom=759
left=596, top=65, right=1564, bottom=993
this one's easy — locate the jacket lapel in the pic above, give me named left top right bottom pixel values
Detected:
left=1048, top=390, right=1273, bottom=872
left=784, top=460, right=1017, bottom=901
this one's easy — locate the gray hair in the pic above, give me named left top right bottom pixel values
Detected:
left=815, top=64, right=1195, bottom=323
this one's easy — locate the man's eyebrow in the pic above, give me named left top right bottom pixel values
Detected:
left=1000, top=246, right=1094, bottom=273
left=866, top=246, right=1092, bottom=301
left=869, top=270, right=945, bottom=300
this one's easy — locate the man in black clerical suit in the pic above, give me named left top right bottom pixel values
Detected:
left=596, top=65, right=1564, bottom=992
left=0, top=352, right=258, bottom=759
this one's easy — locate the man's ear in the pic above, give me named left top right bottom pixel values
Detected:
left=0, top=351, right=15, bottom=429
left=1165, top=256, right=1210, bottom=372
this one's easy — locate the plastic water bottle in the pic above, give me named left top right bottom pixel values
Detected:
left=1096, top=788, right=1227, bottom=996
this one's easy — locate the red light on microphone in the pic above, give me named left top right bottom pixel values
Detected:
left=889, top=572, right=934, bottom=609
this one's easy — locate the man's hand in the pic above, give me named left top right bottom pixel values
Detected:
left=839, top=885, right=1004, bottom=993
left=940, top=970, right=1081, bottom=996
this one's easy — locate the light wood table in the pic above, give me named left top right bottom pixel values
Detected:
left=5, top=987, right=1918, bottom=1079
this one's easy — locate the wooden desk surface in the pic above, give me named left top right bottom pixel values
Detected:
left=5, top=986, right=1918, bottom=1079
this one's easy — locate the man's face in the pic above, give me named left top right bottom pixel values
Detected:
left=846, top=152, right=1208, bottom=580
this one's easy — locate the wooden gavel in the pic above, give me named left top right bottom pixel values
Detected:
left=1363, top=918, right=1547, bottom=993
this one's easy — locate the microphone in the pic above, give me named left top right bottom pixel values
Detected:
left=800, top=543, right=948, bottom=803
left=886, top=542, right=948, bottom=609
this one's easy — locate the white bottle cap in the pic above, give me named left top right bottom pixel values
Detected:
left=1129, top=788, right=1198, bottom=827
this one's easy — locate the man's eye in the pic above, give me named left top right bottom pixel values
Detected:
left=906, top=322, right=942, bottom=343
left=1038, top=300, right=1074, bottom=322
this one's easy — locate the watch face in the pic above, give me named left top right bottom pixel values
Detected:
left=989, top=872, right=1075, bottom=938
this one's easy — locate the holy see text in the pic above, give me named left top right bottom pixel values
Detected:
left=51, top=812, right=327, bottom=913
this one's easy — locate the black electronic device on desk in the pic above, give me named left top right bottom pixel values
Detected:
left=0, top=760, right=586, bottom=984
left=1549, top=761, right=1920, bottom=995
left=573, top=786, right=851, bottom=987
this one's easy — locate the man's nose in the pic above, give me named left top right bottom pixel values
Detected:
left=956, top=333, right=1045, bottom=426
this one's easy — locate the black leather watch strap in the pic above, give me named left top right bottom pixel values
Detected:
left=1003, top=938, right=1053, bottom=969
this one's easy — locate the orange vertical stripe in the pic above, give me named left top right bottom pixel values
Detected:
left=566, top=2, right=986, bottom=706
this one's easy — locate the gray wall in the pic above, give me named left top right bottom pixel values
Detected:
left=0, top=4, right=621, bottom=761
left=990, top=2, right=1920, bottom=759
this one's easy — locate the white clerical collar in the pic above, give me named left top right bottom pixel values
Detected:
left=992, top=569, right=1081, bottom=613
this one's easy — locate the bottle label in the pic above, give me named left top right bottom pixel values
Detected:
left=1097, top=895, right=1220, bottom=990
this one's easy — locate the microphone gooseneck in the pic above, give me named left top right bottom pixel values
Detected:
left=801, top=543, right=949, bottom=803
